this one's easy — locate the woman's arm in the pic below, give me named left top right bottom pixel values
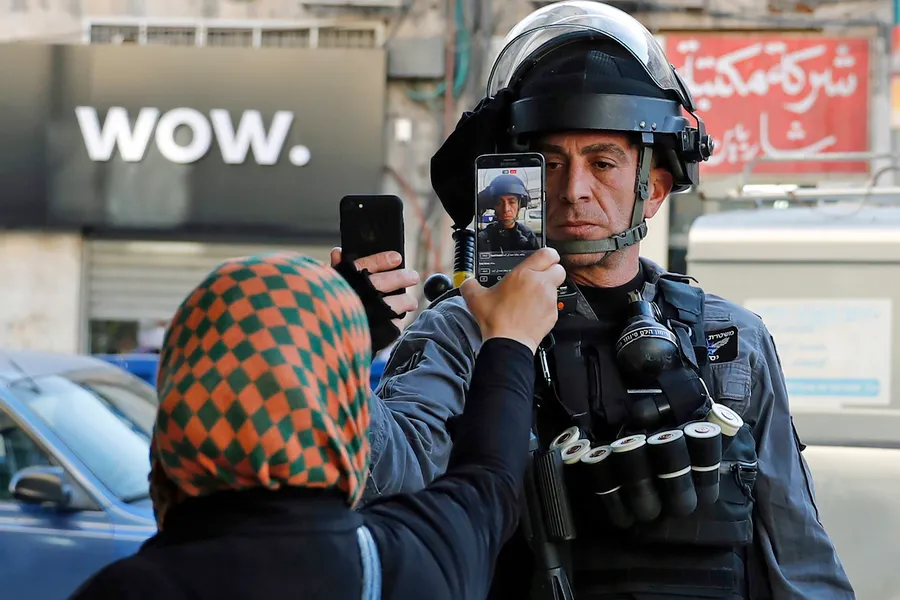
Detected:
left=361, top=337, right=534, bottom=599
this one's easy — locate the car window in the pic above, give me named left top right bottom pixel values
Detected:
left=9, top=375, right=153, bottom=502
left=79, top=381, right=157, bottom=437
left=0, top=409, right=53, bottom=502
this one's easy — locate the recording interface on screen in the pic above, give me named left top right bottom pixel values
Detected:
left=474, top=165, right=543, bottom=287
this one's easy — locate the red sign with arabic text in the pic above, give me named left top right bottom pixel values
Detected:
left=664, top=35, right=870, bottom=175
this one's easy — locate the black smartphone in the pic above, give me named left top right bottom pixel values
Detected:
left=473, top=153, right=546, bottom=288
left=339, top=195, right=405, bottom=294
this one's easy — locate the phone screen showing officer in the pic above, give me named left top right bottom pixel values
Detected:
left=473, top=153, right=546, bottom=288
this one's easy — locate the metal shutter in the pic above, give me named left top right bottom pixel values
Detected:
left=85, top=240, right=332, bottom=321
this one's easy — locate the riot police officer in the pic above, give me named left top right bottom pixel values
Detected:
left=477, top=173, right=540, bottom=252
left=353, top=1, right=855, bottom=598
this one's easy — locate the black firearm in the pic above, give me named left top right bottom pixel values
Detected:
left=521, top=431, right=577, bottom=600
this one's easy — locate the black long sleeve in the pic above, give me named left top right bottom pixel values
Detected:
left=362, top=337, right=535, bottom=600
left=445, top=337, right=534, bottom=475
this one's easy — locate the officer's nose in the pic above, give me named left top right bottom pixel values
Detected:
left=561, top=161, right=592, bottom=205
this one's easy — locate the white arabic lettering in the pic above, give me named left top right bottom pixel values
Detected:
left=706, top=123, right=759, bottom=166
left=786, top=121, right=806, bottom=142
left=675, top=39, right=859, bottom=115
left=706, top=113, right=837, bottom=166
left=758, top=113, right=836, bottom=156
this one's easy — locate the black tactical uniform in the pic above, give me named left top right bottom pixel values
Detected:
left=477, top=173, right=540, bottom=252
left=365, top=2, right=855, bottom=599
left=477, top=221, right=540, bottom=253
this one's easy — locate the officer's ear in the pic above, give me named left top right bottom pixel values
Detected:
left=644, top=156, right=673, bottom=220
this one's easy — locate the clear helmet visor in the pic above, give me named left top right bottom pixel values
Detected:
left=487, top=1, right=685, bottom=104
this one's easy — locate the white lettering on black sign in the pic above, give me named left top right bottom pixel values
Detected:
left=706, top=326, right=739, bottom=363
left=74, top=107, right=311, bottom=166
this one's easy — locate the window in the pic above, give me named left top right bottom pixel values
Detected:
left=261, top=29, right=311, bottom=48
left=86, top=21, right=383, bottom=49
left=318, top=27, right=377, bottom=49
left=0, top=410, right=53, bottom=502
left=206, top=28, right=254, bottom=47
left=89, top=320, right=139, bottom=355
left=90, top=319, right=166, bottom=355
left=146, top=27, right=197, bottom=46
left=8, top=373, right=155, bottom=502
left=89, top=24, right=139, bottom=44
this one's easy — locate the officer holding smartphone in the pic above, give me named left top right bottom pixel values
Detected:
left=334, top=2, right=853, bottom=598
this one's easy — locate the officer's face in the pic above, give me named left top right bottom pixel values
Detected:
left=536, top=131, right=672, bottom=269
left=495, top=195, right=519, bottom=228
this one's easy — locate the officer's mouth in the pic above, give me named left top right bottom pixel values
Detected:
left=555, top=221, right=600, bottom=238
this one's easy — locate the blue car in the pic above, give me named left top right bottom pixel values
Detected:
left=0, top=350, right=157, bottom=599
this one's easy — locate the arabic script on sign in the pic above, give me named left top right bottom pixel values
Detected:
left=676, top=39, right=859, bottom=114
left=705, top=114, right=839, bottom=167
left=665, top=35, right=869, bottom=174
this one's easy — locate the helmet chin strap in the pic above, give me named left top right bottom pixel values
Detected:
left=548, top=144, right=653, bottom=256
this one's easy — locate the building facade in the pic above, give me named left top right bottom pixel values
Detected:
left=0, top=0, right=890, bottom=353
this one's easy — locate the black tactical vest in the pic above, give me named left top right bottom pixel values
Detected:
left=479, top=221, right=538, bottom=253
left=424, top=272, right=763, bottom=600
left=528, top=274, right=761, bottom=599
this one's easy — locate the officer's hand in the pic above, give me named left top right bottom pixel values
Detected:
left=460, top=248, right=566, bottom=354
left=330, top=248, right=420, bottom=320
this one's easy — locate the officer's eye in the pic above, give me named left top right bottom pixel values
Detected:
left=545, top=160, right=564, bottom=170
left=593, top=160, right=615, bottom=170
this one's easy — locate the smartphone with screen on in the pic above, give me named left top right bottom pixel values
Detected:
left=473, top=153, right=546, bottom=288
left=339, top=194, right=405, bottom=295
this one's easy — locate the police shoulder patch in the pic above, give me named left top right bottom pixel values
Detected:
left=706, top=326, right=738, bottom=363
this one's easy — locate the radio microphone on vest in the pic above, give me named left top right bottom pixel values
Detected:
left=615, top=291, right=680, bottom=380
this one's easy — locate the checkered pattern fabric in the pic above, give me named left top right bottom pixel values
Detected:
left=151, top=252, right=372, bottom=508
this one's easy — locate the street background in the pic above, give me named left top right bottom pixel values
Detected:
left=0, top=0, right=899, bottom=598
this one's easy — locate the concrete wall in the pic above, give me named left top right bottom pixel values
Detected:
left=0, top=232, right=84, bottom=354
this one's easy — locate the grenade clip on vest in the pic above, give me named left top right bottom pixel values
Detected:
left=520, top=276, right=761, bottom=599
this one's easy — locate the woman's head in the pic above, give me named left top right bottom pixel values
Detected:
left=149, top=252, right=372, bottom=527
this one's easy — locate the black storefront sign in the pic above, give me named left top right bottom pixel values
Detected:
left=0, top=44, right=386, bottom=243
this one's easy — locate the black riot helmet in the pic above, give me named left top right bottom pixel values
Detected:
left=478, top=173, right=530, bottom=213
left=431, top=0, right=714, bottom=256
